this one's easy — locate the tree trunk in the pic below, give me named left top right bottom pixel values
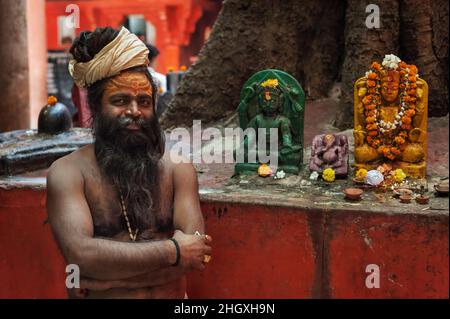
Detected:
left=160, top=0, right=346, bottom=128
left=400, top=0, right=449, bottom=117
left=160, top=0, right=448, bottom=129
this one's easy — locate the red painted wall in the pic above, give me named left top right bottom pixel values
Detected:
left=0, top=189, right=448, bottom=298
left=45, top=0, right=207, bottom=73
left=327, top=211, right=449, bottom=298
left=186, top=203, right=318, bottom=298
left=186, top=203, right=449, bottom=298
left=0, top=189, right=67, bottom=298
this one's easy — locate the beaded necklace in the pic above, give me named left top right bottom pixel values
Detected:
left=119, top=191, right=139, bottom=241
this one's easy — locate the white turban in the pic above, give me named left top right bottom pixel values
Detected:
left=69, top=27, right=149, bottom=88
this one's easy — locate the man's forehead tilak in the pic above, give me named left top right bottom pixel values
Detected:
left=104, top=71, right=153, bottom=97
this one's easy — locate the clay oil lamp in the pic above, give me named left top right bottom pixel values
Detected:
left=344, top=188, right=363, bottom=201
left=414, top=185, right=429, bottom=204
left=415, top=194, right=430, bottom=205
left=434, top=182, right=449, bottom=196
left=399, top=194, right=412, bottom=204
left=393, top=188, right=413, bottom=198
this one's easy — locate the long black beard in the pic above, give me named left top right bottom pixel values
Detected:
left=93, top=111, right=165, bottom=230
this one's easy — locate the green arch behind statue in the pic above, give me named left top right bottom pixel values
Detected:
left=235, top=69, right=306, bottom=174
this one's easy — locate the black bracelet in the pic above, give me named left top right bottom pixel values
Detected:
left=168, top=238, right=180, bottom=266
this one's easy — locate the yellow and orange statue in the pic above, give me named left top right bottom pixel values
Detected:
left=354, top=54, right=428, bottom=178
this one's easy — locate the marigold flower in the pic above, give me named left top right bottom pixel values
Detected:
left=401, top=124, right=411, bottom=130
left=393, top=169, right=406, bottom=183
left=409, top=65, right=418, bottom=74
left=47, top=96, right=58, bottom=105
left=367, top=80, right=376, bottom=87
left=377, top=146, right=384, bottom=154
left=381, top=147, right=395, bottom=160
left=355, top=168, right=368, bottom=180
left=258, top=163, right=273, bottom=177
left=394, top=136, right=405, bottom=145
left=362, top=96, right=371, bottom=105
left=405, top=109, right=415, bottom=117
left=401, top=116, right=412, bottom=125
left=366, top=116, right=376, bottom=124
left=372, top=139, right=381, bottom=147
left=386, top=153, right=396, bottom=160
left=366, top=110, right=376, bottom=117
left=371, top=62, right=381, bottom=71
left=322, top=168, right=336, bottom=182
left=261, top=79, right=279, bottom=88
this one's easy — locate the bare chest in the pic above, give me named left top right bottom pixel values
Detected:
left=82, top=167, right=174, bottom=241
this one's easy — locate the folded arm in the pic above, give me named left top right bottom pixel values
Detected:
left=80, top=266, right=185, bottom=290
left=47, top=157, right=177, bottom=281
left=78, top=159, right=209, bottom=290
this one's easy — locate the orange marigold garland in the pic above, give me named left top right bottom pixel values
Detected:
left=362, top=55, right=419, bottom=161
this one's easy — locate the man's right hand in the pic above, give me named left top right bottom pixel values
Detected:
left=172, top=230, right=212, bottom=271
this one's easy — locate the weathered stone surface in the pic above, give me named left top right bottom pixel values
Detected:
left=0, top=128, right=93, bottom=176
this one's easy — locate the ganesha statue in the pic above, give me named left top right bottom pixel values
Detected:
left=309, top=133, right=349, bottom=177
left=354, top=54, right=428, bottom=178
